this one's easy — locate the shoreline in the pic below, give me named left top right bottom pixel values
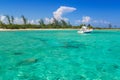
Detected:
left=0, top=29, right=78, bottom=31
left=0, top=28, right=120, bottom=31
left=0, top=29, right=79, bottom=31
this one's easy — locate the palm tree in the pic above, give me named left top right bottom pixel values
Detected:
left=6, top=15, right=11, bottom=25
left=61, top=19, right=68, bottom=28
left=108, top=24, right=112, bottom=29
left=87, top=24, right=93, bottom=29
left=53, top=18, right=59, bottom=25
left=0, top=21, right=3, bottom=28
left=52, top=18, right=62, bottom=28
left=11, top=16, right=14, bottom=24
left=21, top=15, right=27, bottom=25
left=68, top=21, right=72, bottom=28
left=38, top=19, right=45, bottom=28
left=0, top=20, right=6, bottom=28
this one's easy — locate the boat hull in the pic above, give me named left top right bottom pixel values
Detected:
left=77, top=29, right=93, bottom=34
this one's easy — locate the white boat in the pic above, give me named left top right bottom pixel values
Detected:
left=77, top=26, right=93, bottom=33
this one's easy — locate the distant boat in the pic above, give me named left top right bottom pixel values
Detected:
left=77, top=26, right=93, bottom=33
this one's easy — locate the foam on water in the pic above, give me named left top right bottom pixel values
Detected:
left=0, top=30, right=120, bottom=80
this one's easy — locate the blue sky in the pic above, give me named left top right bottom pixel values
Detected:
left=0, top=0, right=120, bottom=27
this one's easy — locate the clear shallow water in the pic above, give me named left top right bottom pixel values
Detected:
left=0, top=30, right=120, bottom=80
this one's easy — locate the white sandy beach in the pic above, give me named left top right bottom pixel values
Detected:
left=0, top=28, right=120, bottom=31
left=0, top=28, right=79, bottom=31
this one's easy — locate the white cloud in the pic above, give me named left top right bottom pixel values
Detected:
left=0, top=15, right=23, bottom=24
left=75, top=16, right=110, bottom=26
left=53, top=6, right=76, bottom=20
left=75, top=20, right=81, bottom=24
left=28, top=20, right=35, bottom=24
left=75, top=16, right=91, bottom=24
left=15, top=18, right=38, bottom=24
left=0, top=15, right=6, bottom=21
left=93, top=20, right=110, bottom=24
left=45, top=17, right=54, bottom=24
left=82, top=16, right=91, bottom=23
left=0, top=15, right=7, bottom=23
left=14, top=17, right=23, bottom=24
left=45, top=6, right=76, bottom=24
left=0, top=15, right=39, bottom=24
left=92, top=20, right=110, bottom=27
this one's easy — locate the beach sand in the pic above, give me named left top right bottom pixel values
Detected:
left=0, top=28, right=120, bottom=31
left=0, top=28, right=78, bottom=31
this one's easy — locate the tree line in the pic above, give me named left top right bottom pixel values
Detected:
left=0, top=15, right=95, bottom=29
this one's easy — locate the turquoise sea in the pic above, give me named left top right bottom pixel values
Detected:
left=0, top=30, right=120, bottom=80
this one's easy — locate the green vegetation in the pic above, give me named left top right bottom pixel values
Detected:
left=21, top=15, right=27, bottom=25
left=0, top=15, right=119, bottom=29
left=0, top=15, right=78, bottom=29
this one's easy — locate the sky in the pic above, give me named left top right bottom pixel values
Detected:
left=0, top=0, right=120, bottom=27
